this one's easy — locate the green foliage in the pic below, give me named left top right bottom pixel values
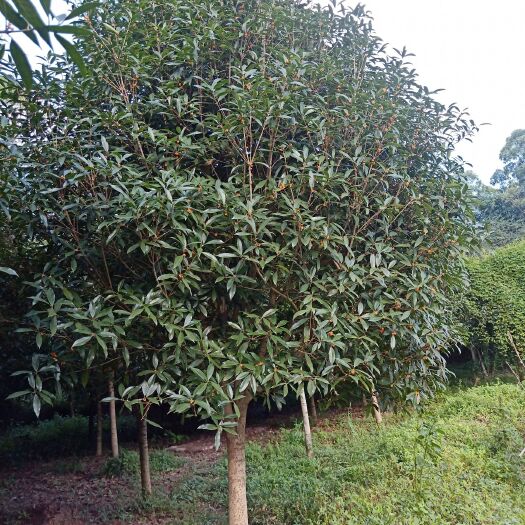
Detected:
left=101, top=447, right=185, bottom=477
left=0, top=414, right=136, bottom=465
left=169, top=383, right=525, bottom=524
left=491, top=129, right=525, bottom=189
left=467, top=170, right=525, bottom=247
left=1, top=0, right=477, bottom=429
left=0, top=0, right=93, bottom=89
left=149, top=449, right=186, bottom=473
left=101, top=448, right=139, bottom=477
left=0, top=415, right=91, bottom=464
left=467, top=129, right=525, bottom=248
left=464, top=240, right=525, bottom=370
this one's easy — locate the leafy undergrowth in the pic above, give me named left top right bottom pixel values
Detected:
left=1, top=382, right=524, bottom=524
left=0, top=414, right=138, bottom=465
left=101, top=448, right=186, bottom=478
left=173, top=382, right=525, bottom=524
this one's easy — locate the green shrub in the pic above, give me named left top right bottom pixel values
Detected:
left=101, top=448, right=185, bottom=478
left=101, top=448, right=139, bottom=478
left=149, top=449, right=185, bottom=473
left=0, top=414, right=137, bottom=465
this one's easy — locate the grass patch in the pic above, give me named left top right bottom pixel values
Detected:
left=101, top=448, right=186, bottom=478
left=168, top=381, right=525, bottom=524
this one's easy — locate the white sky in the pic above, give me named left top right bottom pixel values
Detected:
left=10, top=0, right=525, bottom=184
left=359, top=0, right=525, bottom=183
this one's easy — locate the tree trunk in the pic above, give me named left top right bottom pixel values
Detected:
left=477, top=348, right=489, bottom=378
left=96, top=401, right=103, bottom=457
left=137, top=414, right=152, bottom=496
left=108, top=376, right=119, bottom=458
left=299, top=389, right=314, bottom=458
left=309, top=395, right=318, bottom=426
left=69, top=391, right=75, bottom=417
left=226, top=396, right=251, bottom=525
left=88, top=396, right=95, bottom=446
left=371, top=391, right=383, bottom=425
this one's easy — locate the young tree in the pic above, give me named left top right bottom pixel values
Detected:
left=2, top=1, right=476, bottom=523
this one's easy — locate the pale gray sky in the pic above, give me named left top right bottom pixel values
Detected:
left=11, top=0, right=525, bottom=183
left=359, top=0, right=525, bottom=183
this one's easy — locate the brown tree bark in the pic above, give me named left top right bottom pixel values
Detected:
left=137, top=413, right=152, bottom=496
left=88, top=396, right=95, bottom=446
left=371, top=391, right=383, bottom=425
left=225, top=396, right=251, bottom=525
left=477, top=348, right=489, bottom=378
left=69, top=391, right=75, bottom=417
left=309, top=394, right=318, bottom=426
left=108, top=375, right=119, bottom=458
left=96, top=400, right=103, bottom=457
left=299, top=389, right=314, bottom=458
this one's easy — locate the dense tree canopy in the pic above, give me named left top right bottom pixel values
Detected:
left=1, top=0, right=477, bottom=522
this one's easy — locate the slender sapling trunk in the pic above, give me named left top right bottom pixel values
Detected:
left=477, top=348, right=489, bottom=378
left=371, top=391, right=383, bottom=425
left=108, top=375, right=119, bottom=458
left=137, top=413, right=152, bottom=496
left=299, top=389, right=314, bottom=458
left=96, top=400, right=103, bottom=457
left=309, top=394, right=318, bottom=426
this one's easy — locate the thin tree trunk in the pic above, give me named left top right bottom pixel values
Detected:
left=299, top=389, right=314, bottom=458
left=469, top=345, right=477, bottom=364
left=108, top=375, right=119, bottom=458
left=88, top=396, right=95, bottom=446
left=137, top=413, right=152, bottom=496
left=69, top=391, right=75, bottom=417
left=96, top=401, right=103, bottom=457
left=477, top=348, right=489, bottom=378
left=309, top=395, right=318, bottom=426
left=226, top=396, right=251, bottom=525
left=362, top=393, right=368, bottom=407
left=371, top=391, right=383, bottom=425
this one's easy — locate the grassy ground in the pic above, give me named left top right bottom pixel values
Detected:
left=1, top=381, right=524, bottom=524
left=173, top=381, right=525, bottom=525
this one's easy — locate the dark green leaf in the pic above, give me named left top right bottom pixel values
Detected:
left=9, top=40, right=32, bottom=89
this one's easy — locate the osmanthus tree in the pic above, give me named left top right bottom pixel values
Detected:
left=1, top=0, right=477, bottom=523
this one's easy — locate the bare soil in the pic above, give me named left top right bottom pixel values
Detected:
left=0, top=405, right=363, bottom=524
left=0, top=411, right=290, bottom=524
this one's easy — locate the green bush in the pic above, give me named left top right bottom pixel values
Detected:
left=464, top=240, right=525, bottom=372
left=0, top=414, right=136, bottom=465
left=101, top=448, right=140, bottom=477
left=149, top=449, right=186, bottom=473
left=101, top=448, right=185, bottom=478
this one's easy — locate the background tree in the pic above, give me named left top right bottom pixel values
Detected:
left=2, top=1, right=477, bottom=523
left=463, top=240, right=525, bottom=376
left=466, top=170, right=525, bottom=247
left=491, top=129, right=525, bottom=189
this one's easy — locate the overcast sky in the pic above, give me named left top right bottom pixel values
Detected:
left=358, top=0, right=525, bottom=183
left=11, top=0, right=525, bottom=184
